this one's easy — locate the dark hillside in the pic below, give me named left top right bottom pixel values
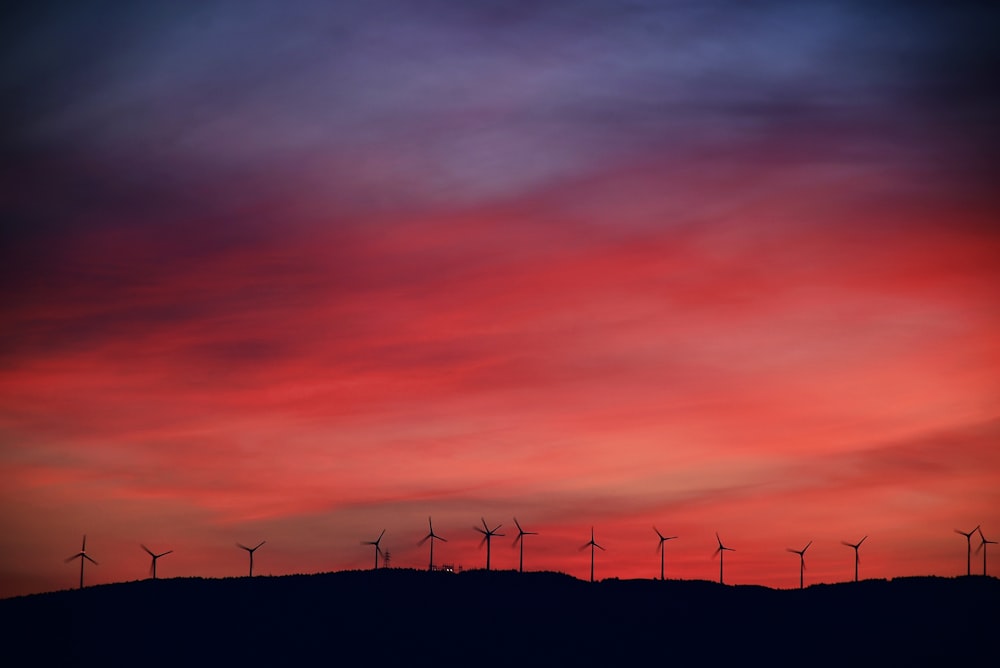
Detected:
left=1, top=571, right=996, bottom=665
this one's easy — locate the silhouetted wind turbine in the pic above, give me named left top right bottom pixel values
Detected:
left=417, top=517, right=446, bottom=571
left=787, top=540, right=812, bottom=589
left=362, top=530, right=385, bottom=570
left=976, top=527, right=997, bottom=577
left=237, top=540, right=266, bottom=577
left=474, top=518, right=504, bottom=571
left=841, top=535, right=867, bottom=582
left=512, top=517, right=537, bottom=573
left=65, top=535, right=98, bottom=590
left=141, top=544, right=173, bottom=580
left=713, top=533, right=734, bottom=585
left=579, top=527, right=605, bottom=583
left=654, top=527, right=677, bottom=581
left=955, top=525, right=981, bottom=576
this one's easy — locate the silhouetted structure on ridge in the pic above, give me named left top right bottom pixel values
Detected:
left=474, top=518, right=504, bottom=571
left=955, top=525, right=981, bottom=576
left=418, top=517, right=446, bottom=571
left=841, top=535, right=867, bottom=582
left=141, top=544, right=173, bottom=580
left=237, top=541, right=266, bottom=577
left=512, top=517, right=537, bottom=574
left=976, top=527, right=996, bottom=577
left=362, top=530, right=385, bottom=570
left=787, top=540, right=812, bottom=589
left=579, top=527, right=605, bottom=583
left=713, top=533, right=734, bottom=585
left=654, top=527, right=677, bottom=581
left=65, top=535, right=98, bottom=590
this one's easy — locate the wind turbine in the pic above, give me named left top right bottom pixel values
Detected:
left=976, top=527, right=997, bottom=577
left=654, top=527, right=677, bottom=581
left=579, top=527, right=605, bottom=583
left=841, top=535, right=867, bottom=582
left=955, top=525, right=981, bottom=576
left=361, top=530, right=385, bottom=570
left=237, top=540, right=266, bottom=577
left=65, top=535, right=98, bottom=590
left=713, top=533, right=734, bottom=585
left=787, top=540, right=812, bottom=590
left=141, top=544, right=173, bottom=580
left=417, top=517, right=446, bottom=571
left=474, top=518, right=504, bottom=571
left=512, top=517, right=538, bottom=574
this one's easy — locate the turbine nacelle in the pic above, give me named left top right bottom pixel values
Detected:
left=512, top=517, right=538, bottom=546
left=713, top=532, right=734, bottom=556
left=654, top=526, right=678, bottom=552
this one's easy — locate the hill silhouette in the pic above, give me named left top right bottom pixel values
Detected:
left=1, top=570, right=996, bottom=665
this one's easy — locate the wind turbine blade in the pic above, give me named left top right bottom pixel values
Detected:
left=82, top=535, right=87, bottom=551
left=84, top=554, right=98, bottom=565
left=804, top=541, right=812, bottom=551
left=595, top=543, right=605, bottom=551
left=858, top=535, right=868, bottom=545
left=514, top=517, right=523, bottom=532
left=161, top=550, right=173, bottom=557
left=254, top=541, right=266, bottom=550
left=479, top=535, right=488, bottom=548
left=237, top=543, right=249, bottom=550
left=141, top=544, right=154, bottom=556
left=65, top=554, right=81, bottom=563
left=438, top=536, right=447, bottom=542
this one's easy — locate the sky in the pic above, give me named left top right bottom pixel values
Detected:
left=1, top=0, right=999, bottom=599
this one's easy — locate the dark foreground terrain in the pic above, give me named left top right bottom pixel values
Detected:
left=1, top=570, right=997, bottom=665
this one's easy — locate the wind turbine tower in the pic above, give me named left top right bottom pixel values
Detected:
left=654, top=527, right=677, bottom=581
left=237, top=541, right=266, bottom=577
left=141, top=544, right=173, bottom=580
left=65, top=535, right=98, bottom=590
left=418, top=517, right=447, bottom=571
left=955, top=525, right=981, bottom=576
left=362, top=530, right=386, bottom=570
left=841, top=535, right=867, bottom=582
left=474, top=518, right=504, bottom=571
left=714, top=533, right=734, bottom=585
left=976, top=527, right=997, bottom=577
left=579, top=527, right=605, bottom=583
left=512, top=517, right=537, bottom=574
left=787, top=540, right=812, bottom=589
